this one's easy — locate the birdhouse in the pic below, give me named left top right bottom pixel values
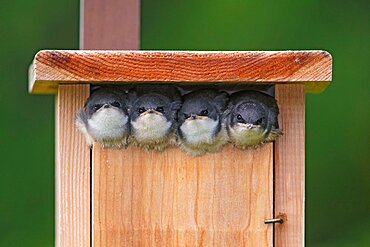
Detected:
left=28, top=1, right=332, bottom=247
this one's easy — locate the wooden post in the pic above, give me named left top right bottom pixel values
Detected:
left=81, top=0, right=140, bottom=50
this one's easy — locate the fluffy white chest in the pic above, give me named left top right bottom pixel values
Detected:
left=87, top=108, right=128, bottom=140
left=131, top=114, right=172, bottom=141
left=229, top=125, right=265, bottom=147
left=180, top=118, right=219, bottom=144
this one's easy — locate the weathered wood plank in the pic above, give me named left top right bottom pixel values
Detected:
left=81, top=0, right=140, bottom=50
left=274, top=84, right=305, bottom=247
left=93, top=145, right=273, bottom=247
left=29, top=50, right=332, bottom=94
left=55, top=85, right=90, bottom=247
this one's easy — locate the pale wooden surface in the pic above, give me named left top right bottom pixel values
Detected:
left=81, top=0, right=140, bottom=50
left=56, top=85, right=90, bottom=247
left=93, top=145, right=273, bottom=247
left=29, top=50, right=332, bottom=94
left=274, top=84, right=305, bottom=247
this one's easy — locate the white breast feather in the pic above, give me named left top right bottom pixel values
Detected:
left=179, top=119, right=228, bottom=156
left=87, top=108, right=128, bottom=141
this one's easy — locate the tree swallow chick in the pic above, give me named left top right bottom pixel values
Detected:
left=76, top=86, right=129, bottom=148
left=226, top=90, right=282, bottom=149
left=128, top=85, right=181, bottom=151
left=178, top=89, right=229, bottom=156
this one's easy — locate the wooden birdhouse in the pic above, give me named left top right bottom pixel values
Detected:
left=28, top=0, right=332, bottom=246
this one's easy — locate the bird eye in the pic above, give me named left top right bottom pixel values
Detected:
left=255, top=117, right=265, bottom=125
left=156, top=107, right=164, bottom=113
left=111, top=101, right=121, bottom=108
left=93, top=104, right=103, bottom=111
left=237, top=114, right=243, bottom=120
left=138, top=107, right=146, bottom=114
left=201, top=110, right=208, bottom=116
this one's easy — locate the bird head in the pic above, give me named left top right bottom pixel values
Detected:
left=230, top=101, right=268, bottom=131
left=85, top=87, right=128, bottom=118
left=130, top=93, right=180, bottom=122
left=179, top=98, right=219, bottom=123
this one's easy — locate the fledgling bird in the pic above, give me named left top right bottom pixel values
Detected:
left=128, top=85, right=181, bottom=151
left=75, top=86, right=129, bottom=148
left=177, top=89, right=229, bottom=156
left=225, top=90, right=282, bottom=149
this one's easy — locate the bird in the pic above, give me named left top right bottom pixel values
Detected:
left=225, top=90, right=282, bottom=149
left=75, top=86, right=129, bottom=148
left=128, top=84, right=182, bottom=151
left=177, top=89, right=229, bottom=156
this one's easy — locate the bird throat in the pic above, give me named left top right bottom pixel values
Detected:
left=229, top=124, right=266, bottom=148
left=132, top=113, right=172, bottom=141
left=180, top=118, right=219, bottom=145
left=88, top=108, right=128, bottom=141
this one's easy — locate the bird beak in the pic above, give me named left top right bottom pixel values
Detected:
left=238, top=123, right=258, bottom=129
left=185, top=115, right=209, bottom=121
left=96, top=104, right=110, bottom=112
left=141, top=109, right=162, bottom=116
left=247, top=123, right=255, bottom=129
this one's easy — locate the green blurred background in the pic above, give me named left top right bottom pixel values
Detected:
left=0, top=0, right=369, bottom=246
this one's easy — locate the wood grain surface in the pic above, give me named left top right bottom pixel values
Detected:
left=56, top=85, right=91, bottom=247
left=93, top=145, right=273, bottom=247
left=81, top=0, right=140, bottom=50
left=274, top=84, right=305, bottom=247
left=29, top=50, right=332, bottom=94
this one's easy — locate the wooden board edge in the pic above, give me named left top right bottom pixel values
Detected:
left=30, top=80, right=331, bottom=95
left=28, top=61, right=36, bottom=93
left=55, top=84, right=91, bottom=247
left=274, top=84, right=305, bottom=247
left=304, top=81, right=331, bottom=93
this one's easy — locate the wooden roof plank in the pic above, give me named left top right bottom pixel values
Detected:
left=29, top=50, right=332, bottom=94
